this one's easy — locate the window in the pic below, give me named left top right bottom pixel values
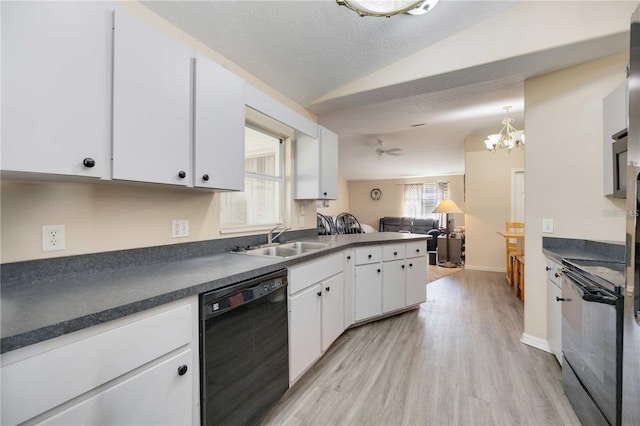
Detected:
left=403, top=182, right=449, bottom=222
left=220, top=126, right=284, bottom=229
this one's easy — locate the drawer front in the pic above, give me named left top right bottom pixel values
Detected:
left=547, top=259, right=562, bottom=286
left=406, top=241, right=428, bottom=258
left=355, top=246, right=382, bottom=265
left=382, top=244, right=406, bottom=262
left=289, top=251, right=343, bottom=295
left=39, top=349, right=193, bottom=426
left=1, top=303, right=192, bottom=425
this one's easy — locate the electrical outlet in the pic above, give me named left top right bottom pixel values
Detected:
left=172, top=219, right=189, bottom=238
left=542, top=218, right=554, bottom=234
left=42, top=225, right=65, bottom=252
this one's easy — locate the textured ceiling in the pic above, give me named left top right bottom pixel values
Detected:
left=141, top=0, right=516, bottom=107
left=140, top=1, right=632, bottom=181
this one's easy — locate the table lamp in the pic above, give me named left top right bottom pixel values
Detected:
left=433, top=199, right=464, bottom=268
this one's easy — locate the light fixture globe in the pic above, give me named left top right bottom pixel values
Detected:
left=485, top=106, right=525, bottom=153
left=337, top=0, right=437, bottom=17
left=406, top=0, right=440, bottom=15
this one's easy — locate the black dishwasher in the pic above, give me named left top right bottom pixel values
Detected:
left=200, top=269, right=289, bottom=425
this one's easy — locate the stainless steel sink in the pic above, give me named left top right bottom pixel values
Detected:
left=242, top=241, right=331, bottom=258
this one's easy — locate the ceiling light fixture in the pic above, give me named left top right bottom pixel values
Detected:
left=336, top=0, right=439, bottom=17
left=484, top=106, right=525, bottom=153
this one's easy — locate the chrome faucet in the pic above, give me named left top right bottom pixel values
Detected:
left=268, top=225, right=290, bottom=245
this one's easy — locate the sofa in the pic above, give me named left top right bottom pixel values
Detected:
left=378, top=217, right=442, bottom=251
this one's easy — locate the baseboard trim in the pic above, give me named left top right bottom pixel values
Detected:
left=520, top=333, right=552, bottom=353
left=463, top=265, right=505, bottom=273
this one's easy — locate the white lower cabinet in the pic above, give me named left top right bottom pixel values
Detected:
left=406, top=257, right=427, bottom=306
left=382, top=260, right=406, bottom=313
left=343, top=250, right=355, bottom=328
left=288, top=253, right=344, bottom=384
left=354, top=263, right=383, bottom=321
left=321, top=274, right=345, bottom=352
left=40, top=349, right=193, bottom=426
left=354, top=241, right=428, bottom=322
left=546, top=258, right=563, bottom=364
left=288, top=284, right=323, bottom=382
left=0, top=297, right=199, bottom=426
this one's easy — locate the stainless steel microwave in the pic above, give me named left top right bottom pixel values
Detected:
left=613, top=128, right=628, bottom=199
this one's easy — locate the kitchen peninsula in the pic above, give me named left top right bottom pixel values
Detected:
left=1, top=231, right=429, bottom=425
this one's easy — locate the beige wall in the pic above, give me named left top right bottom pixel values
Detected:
left=347, top=175, right=465, bottom=230
left=523, top=53, right=627, bottom=344
left=464, top=138, right=524, bottom=271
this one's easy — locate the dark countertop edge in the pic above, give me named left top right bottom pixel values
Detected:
left=0, top=233, right=429, bottom=354
left=542, top=236, right=624, bottom=263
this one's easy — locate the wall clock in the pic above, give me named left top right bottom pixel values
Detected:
left=370, top=188, right=382, bottom=201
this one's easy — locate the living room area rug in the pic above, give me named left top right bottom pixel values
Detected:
left=426, top=264, right=463, bottom=284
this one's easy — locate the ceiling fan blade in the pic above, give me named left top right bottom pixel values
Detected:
left=385, top=148, right=403, bottom=154
left=386, top=151, right=403, bottom=156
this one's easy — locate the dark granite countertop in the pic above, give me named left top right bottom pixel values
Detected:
left=542, top=236, right=626, bottom=290
left=542, top=236, right=625, bottom=264
left=1, top=232, right=428, bottom=353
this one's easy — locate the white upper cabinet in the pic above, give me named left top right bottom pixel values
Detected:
left=294, top=125, right=338, bottom=200
left=319, top=126, right=338, bottom=199
left=1, top=2, right=112, bottom=178
left=112, top=8, right=192, bottom=186
left=603, top=81, right=628, bottom=196
left=194, top=54, right=245, bottom=190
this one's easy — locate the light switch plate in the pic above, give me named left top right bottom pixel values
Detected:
left=542, top=218, right=554, bottom=233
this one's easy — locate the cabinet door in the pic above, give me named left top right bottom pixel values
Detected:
left=354, top=263, right=383, bottom=321
left=293, top=126, right=338, bottom=200
left=319, top=126, right=338, bottom=199
left=113, top=9, right=192, bottom=186
left=547, top=281, right=562, bottom=364
left=289, top=284, right=322, bottom=383
left=40, top=349, right=193, bottom=426
left=343, top=250, right=355, bottom=328
left=382, top=260, right=406, bottom=313
left=194, top=54, right=245, bottom=190
left=321, top=273, right=344, bottom=352
left=406, top=257, right=427, bottom=306
left=1, top=2, right=111, bottom=178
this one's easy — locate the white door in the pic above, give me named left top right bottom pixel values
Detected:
left=354, top=263, right=383, bottom=321
left=382, top=260, right=406, bottom=313
left=1, top=2, right=111, bottom=178
left=40, top=349, right=193, bottom=426
left=288, top=284, right=322, bottom=382
left=194, top=54, right=245, bottom=190
left=511, top=169, right=525, bottom=222
left=406, top=257, right=427, bottom=306
left=112, top=8, right=192, bottom=186
left=321, top=273, right=345, bottom=352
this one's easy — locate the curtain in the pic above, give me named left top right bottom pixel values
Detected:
left=403, top=182, right=450, bottom=221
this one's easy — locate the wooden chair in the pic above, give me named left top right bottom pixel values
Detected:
left=514, top=254, right=525, bottom=300
left=505, top=222, right=524, bottom=286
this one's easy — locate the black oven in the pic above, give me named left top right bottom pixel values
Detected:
left=560, top=260, right=624, bottom=426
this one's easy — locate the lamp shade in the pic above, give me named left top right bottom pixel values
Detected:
left=432, top=199, right=463, bottom=214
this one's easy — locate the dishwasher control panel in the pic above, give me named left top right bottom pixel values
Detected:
left=201, top=270, right=288, bottom=318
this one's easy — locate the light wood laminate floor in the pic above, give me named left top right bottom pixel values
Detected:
left=262, top=270, right=579, bottom=426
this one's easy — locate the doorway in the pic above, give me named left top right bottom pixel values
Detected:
left=511, top=169, right=525, bottom=222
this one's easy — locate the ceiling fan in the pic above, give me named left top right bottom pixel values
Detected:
left=375, top=139, right=403, bottom=157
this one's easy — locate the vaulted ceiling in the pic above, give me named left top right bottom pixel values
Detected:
left=142, top=1, right=635, bottom=180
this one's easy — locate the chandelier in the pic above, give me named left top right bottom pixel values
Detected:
left=484, top=106, right=525, bottom=153
left=336, top=0, right=439, bottom=17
